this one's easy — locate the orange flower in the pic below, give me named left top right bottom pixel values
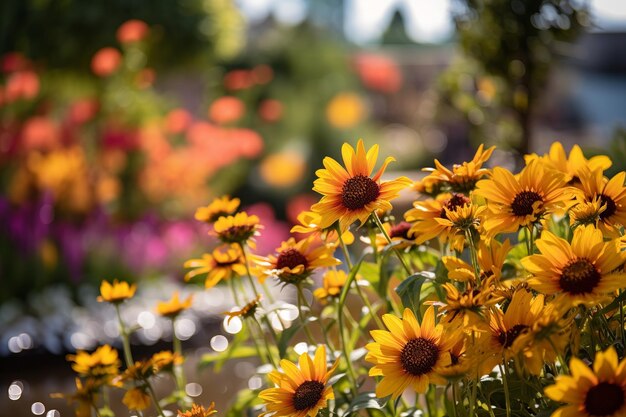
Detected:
left=91, top=48, right=122, bottom=77
left=116, top=19, right=149, bottom=44
left=209, top=96, right=244, bottom=124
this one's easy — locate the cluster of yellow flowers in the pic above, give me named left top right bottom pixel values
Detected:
left=57, top=139, right=626, bottom=417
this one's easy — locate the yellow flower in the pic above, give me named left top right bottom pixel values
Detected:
left=151, top=350, right=184, bottom=373
left=259, top=345, right=339, bottom=417
left=474, top=160, right=569, bottom=235
left=178, top=403, right=218, bottom=417
left=311, top=139, right=412, bottom=232
left=365, top=307, right=457, bottom=399
left=438, top=281, right=495, bottom=330
left=421, top=144, right=495, bottom=193
left=195, top=196, right=240, bottom=224
left=484, top=289, right=559, bottom=375
left=574, top=169, right=626, bottom=237
left=545, top=346, right=626, bottom=417
left=570, top=196, right=607, bottom=228
left=521, top=226, right=626, bottom=306
left=442, top=239, right=511, bottom=283
left=325, top=92, right=366, bottom=129
left=223, top=295, right=262, bottom=324
left=256, top=236, right=340, bottom=285
left=51, top=378, right=98, bottom=417
left=525, top=141, right=611, bottom=185
left=156, top=292, right=194, bottom=318
left=97, top=279, right=136, bottom=304
left=184, top=244, right=247, bottom=288
left=122, top=387, right=151, bottom=411
left=66, top=345, right=120, bottom=381
left=290, top=210, right=355, bottom=246
left=313, top=270, right=348, bottom=302
left=260, top=151, right=307, bottom=188
left=405, top=193, right=475, bottom=252
left=213, top=212, right=261, bottom=245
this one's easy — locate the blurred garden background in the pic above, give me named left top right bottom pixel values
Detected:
left=1, top=0, right=626, bottom=415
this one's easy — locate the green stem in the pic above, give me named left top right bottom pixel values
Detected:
left=465, top=228, right=481, bottom=284
left=145, top=380, right=166, bottom=417
left=500, top=361, right=512, bottom=417
left=171, top=319, right=188, bottom=405
left=451, top=383, right=458, bottom=417
left=252, top=317, right=278, bottom=368
left=239, top=243, right=287, bottom=333
left=336, top=298, right=358, bottom=395
left=371, top=213, right=412, bottom=276
left=114, top=304, right=134, bottom=369
left=336, top=223, right=384, bottom=329
left=296, top=285, right=317, bottom=346
left=618, top=290, right=624, bottom=345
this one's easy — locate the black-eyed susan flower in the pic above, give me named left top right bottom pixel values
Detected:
left=437, top=280, right=495, bottom=329
left=151, top=350, right=184, bottom=373
left=570, top=196, right=607, bottom=228
left=574, top=168, right=626, bottom=237
left=195, top=196, right=240, bottom=224
left=122, top=387, right=151, bottom=411
left=290, top=210, right=354, bottom=246
left=177, top=403, right=218, bottom=417
left=223, top=294, right=262, bottom=324
left=545, top=346, right=626, bottom=417
left=484, top=289, right=556, bottom=375
left=311, top=139, right=412, bottom=232
left=442, top=239, right=510, bottom=283
left=421, top=144, right=495, bottom=193
left=184, top=244, right=247, bottom=288
left=213, top=212, right=261, bottom=245
left=51, top=378, right=98, bottom=417
left=525, top=141, right=611, bottom=185
left=474, top=160, right=570, bottom=235
left=521, top=226, right=626, bottom=306
left=256, top=237, right=340, bottom=285
left=97, top=279, right=136, bottom=304
left=313, top=270, right=348, bottom=302
left=365, top=307, right=456, bottom=399
left=67, top=344, right=120, bottom=381
left=363, top=221, right=415, bottom=252
left=156, top=292, right=194, bottom=318
left=405, top=193, right=475, bottom=251
left=259, top=345, right=339, bottom=417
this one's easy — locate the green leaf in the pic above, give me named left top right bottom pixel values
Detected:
left=225, top=388, right=262, bottom=417
left=199, top=345, right=258, bottom=372
left=346, top=392, right=388, bottom=413
left=359, top=261, right=381, bottom=288
left=277, top=316, right=317, bottom=359
left=395, top=271, right=433, bottom=320
left=601, top=290, right=626, bottom=314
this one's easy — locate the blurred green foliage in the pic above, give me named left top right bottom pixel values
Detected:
left=0, top=0, right=244, bottom=69
left=439, top=0, right=589, bottom=154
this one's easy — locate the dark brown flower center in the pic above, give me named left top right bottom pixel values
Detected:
left=220, top=225, right=255, bottom=243
left=559, top=258, right=601, bottom=295
left=341, top=175, right=380, bottom=211
left=390, top=222, right=412, bottom=240
left=400, top=338, right=440, bottom=376
left=497, top=324, right=528, bottom=348
left=599, top=194, right=617, bottom=220
left=440, top=193, right=471, bottom=219
left=293, top=380, right=325, bottom=411
left=215, top=258, right=240, bottom=268
left=276, top=249, right=308, bottom=270
left=584, top=381, right=625, bottom=416
left=511, top=191, right=543, bottom=217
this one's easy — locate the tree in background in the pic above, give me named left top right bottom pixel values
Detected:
left=440, top=0, right=588, bottom=154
